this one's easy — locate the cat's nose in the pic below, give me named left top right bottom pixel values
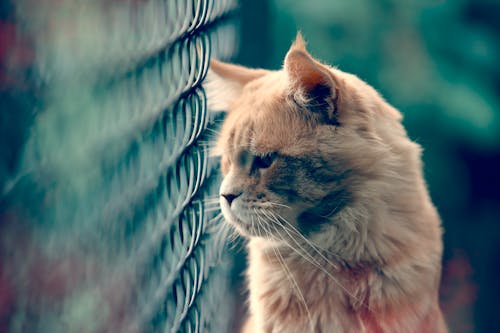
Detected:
left=221, top=192, right=241, bottom=206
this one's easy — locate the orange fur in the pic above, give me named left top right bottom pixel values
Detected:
left=205, top=34, right=446, bottom=333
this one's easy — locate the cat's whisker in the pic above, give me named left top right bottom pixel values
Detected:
left=224, top=225, right=239, bottom=246
left=196, top=143, right=218, bottom=151
left=320, top=199, right=344, bottom=218
left=266, top=211, right=372, bottom=311
left=266, top=200, right=353, bottom=257
left=196, top=140, right=217, bottom=147
left=266, top=199, right=350, bottom=256
left=264, top=203, right=342, bottom=258
left=204, top=194, right=220, bottom=198
left=222, top=218, right=240, bottom=244
left=263, top=212, right=332, bottom=271
left=207, top=212, right=224, bottom=224
left=267, top=213, right=333, bottom=269
left=216, top=220, right=241, bottom=250
left=254, top=209, right=265, bottom=240
left=201, top=197, right=219, bottom=203
left=201, top=198, right=221, bottom=205
left=257, top=209, right=316, bottom=331
left=203, top=203, right=221, bottom=208
left=272, top=211, right=342, bottom=261
left=265, top=201, right=344, bottom=254
left=204, top=202, right=221, bottom=208
left=198, top=147, right=215, bottom=155
left=199, top=197, right=219, bottom=202
left=206, top=216, right=225, bottom=237
left=266, top=201, right=292, bottom=210
left=209, top=211, right=223, bottom=219
left=254, top=210, right=298, bottom=328
left=258, top=208, right=342, bottom=273
left=204, top=128, right=223, bottom=136
left=212, top=219, right=228, bottom=246
left=204, top=207, right=222, bottom=213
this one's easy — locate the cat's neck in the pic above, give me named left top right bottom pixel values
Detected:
left=245, top=222, right=446, bottom=333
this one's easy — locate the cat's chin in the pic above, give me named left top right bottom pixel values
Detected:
left=220, top=202, right=253, bottom=237
left=220, top=208, right=281, bottom=241
left=222, top=212, right=265, bottom=239
left=220, top=197, right=256, bottom=237
left=224, top=215, right=253, bottom=237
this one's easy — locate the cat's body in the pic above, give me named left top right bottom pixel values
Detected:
left=206, top=34, right=446, bottom=333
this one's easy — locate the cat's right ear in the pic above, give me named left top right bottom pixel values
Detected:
left=204, top=59, right=268, bottom=111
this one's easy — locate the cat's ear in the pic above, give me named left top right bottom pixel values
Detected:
left=284, top=34, right=339, bottom=125
left=204, top=59, right=268, bottom=111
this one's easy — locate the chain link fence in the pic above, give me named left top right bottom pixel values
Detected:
left=0, top=1, right=237, bottom=332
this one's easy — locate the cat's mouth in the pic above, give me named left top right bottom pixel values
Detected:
left=219, top=197, right=257, bottom=236
left=219, top=197, right=289, bottom=240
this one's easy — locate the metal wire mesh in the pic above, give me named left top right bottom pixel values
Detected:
left=0, top=1, right=237, bottom=332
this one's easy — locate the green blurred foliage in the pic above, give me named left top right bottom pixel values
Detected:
left=270, top=0, right=500, bottom=147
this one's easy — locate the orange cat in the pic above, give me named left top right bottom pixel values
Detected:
left=205, top=34, right=447, bottom=333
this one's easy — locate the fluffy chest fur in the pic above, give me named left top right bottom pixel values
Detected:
left=245, top=238, right=446, bottom=333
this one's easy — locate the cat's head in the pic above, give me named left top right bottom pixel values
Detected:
left=206, top=34, right=414, bottom=252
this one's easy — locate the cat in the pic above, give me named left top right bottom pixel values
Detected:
left=205, top=33, right=447, bottom=333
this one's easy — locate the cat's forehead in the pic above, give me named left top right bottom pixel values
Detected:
left=240, top=71, right=287, bottom=105
left=221, top=75, right=315, bottom=155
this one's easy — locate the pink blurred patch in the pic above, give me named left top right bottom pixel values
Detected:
left=440, top=250, right=477, bottom=333
left=0, top=266, right=15, bottom=333
left=0, top=21, right=34, bottom=89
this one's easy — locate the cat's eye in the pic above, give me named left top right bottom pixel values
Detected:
left=253, top=153, right=276, bottom=169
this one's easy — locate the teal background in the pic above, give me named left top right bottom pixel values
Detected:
left=236, top=1, right=500, bottom=332
left=1, top=0, right=499, bottom=332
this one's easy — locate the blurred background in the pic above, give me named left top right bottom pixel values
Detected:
left=235, top=0, right=500, bottom=332
left=1, top=0, right=499, bottom=332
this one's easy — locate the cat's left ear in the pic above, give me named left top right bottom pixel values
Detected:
left=284, top=34, right=339, bottom=125
left=204, top=59, right=269, bottom=111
